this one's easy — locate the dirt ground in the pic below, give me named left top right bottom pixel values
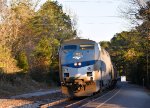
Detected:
left=0, top=88, right=61, bottom=108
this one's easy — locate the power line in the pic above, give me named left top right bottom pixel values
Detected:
left=58, top=0, right=120, bottom=3
left=61, top=0, right=119, bottom=2
left=83, top=22, right=124, bottom=25
left=77, top=15, right=121, bottom=18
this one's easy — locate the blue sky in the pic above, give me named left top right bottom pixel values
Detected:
left=40, top=0, right=132, bottom=42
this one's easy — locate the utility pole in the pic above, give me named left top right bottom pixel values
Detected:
left=147, top=49, right=149, bottom=87
left=136, top=0, right=149, bottom=88
left=146, top=6, right=149, bottom=89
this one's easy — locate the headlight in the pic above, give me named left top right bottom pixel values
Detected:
left=78, top=62, right=81, bottom=66
left=74, top=62, right=82, bottom=66
left=74, top=63, right=77, bottom=66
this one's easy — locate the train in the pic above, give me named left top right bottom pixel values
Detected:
left=59, top=39, right=117, bottom=97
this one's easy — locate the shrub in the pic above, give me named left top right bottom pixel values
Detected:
left=17, top=51, right=29, bottom=71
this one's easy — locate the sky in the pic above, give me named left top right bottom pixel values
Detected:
left=39, top=0, right=137, bottom=42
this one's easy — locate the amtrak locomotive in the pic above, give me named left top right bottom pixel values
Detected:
left=59, top=39, right=117, bottom=97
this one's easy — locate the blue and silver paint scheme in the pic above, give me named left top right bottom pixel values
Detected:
left=59, top=39, right=116, bottom=96
left=59, top=39, right=99, bottom=82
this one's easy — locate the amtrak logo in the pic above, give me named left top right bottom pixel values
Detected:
left=73, top=56, right=83, bottom=60
left=73, top=52, right=83, bottom=60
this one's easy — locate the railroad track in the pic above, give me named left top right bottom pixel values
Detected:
left=39, top=87, right=118, bottom=108
left=39, top=96, right=87, bottom=108
left=40, top=97, right=71, bottom=108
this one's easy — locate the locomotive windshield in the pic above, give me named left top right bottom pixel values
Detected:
left=80, top=44, right=94, bottom=50
left=64, top=45, right=77, bottom=50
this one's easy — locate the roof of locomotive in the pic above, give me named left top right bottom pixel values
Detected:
left=62, top=39, right=96, bottom=45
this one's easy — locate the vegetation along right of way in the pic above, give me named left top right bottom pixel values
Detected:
left=100, top=0, right=150, bottom=89
left=0, top=0, right=77, bottom=97
left=0, top=0, right=149, bottom=97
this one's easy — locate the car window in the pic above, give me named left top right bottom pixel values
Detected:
left=80, top=44, right=94, bottom=50
left=63, top=45, right=77, bottom=50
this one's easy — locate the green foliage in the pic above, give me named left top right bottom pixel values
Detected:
left=26, top=1, right=76, bottom=83
left=108, top=0, right=150, bottom=87
left=17, top=51, right=29, bottom=71
left=34, top=37, right=52, bottom=58
left=0, top=0, right=76, bottom=85
left=26, top=1, right=76, bottom=43
left=100, top=41, right=110, bottom=50
left=124, top=48, right=143, bottom=61
left=107, top=29, right=149, bottom=86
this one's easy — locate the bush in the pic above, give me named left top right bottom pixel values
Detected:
left=17, top=51, right=29, bottom=71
